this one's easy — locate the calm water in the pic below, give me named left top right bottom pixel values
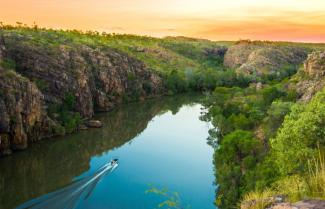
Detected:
left=0, top=95, right=216, bottom=209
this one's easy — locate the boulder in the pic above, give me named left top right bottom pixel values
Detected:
left=86, top=120, right=103, bottom=128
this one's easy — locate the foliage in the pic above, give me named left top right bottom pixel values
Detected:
left=33, top=78, right=49, bottom=91
left=241, top=150, right=325, bottom=206
left=262, top=101, right=293, bottom=139
left=48, top=92, right=81, bottom=134
left=261, top=86, right=286, bottom=106
left=271, top=89, right=325, bottom=175
left=146, top=186, right=190, bottom=209
left=215, top=130, right=263, bottom=209
left=0, top=58, right=16, bottom=70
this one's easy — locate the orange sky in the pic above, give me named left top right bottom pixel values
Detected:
left=1, top=0, right=325, bottom=42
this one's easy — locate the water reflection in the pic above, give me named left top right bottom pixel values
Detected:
left=16, top=160, right=118, bottom=209
left=0, top=94, right=203, bottom=209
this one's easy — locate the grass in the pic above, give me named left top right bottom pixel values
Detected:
left=240, top=189, right=276, bottom=209
left=306, top=149, right=325, bottom=199
left=240, top=149, right=325, bottom=209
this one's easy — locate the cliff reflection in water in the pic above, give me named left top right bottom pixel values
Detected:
left=16, top=161, right=118, bottom=209
left=0, top=94, right=203, bottom=209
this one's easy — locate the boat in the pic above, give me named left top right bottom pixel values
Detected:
left=16, top=159, right=119, bottom=209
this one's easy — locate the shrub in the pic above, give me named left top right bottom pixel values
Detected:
left=0, top=58, right=16, bottom=70
left=34, top=78, right=49, bottom=91
left=271, top=89, right=325, bottom=175
left=215, top=130, right=263, bottom=208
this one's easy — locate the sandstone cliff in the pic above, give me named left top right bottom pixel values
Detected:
left=0, top=31, right=164, bottom=156
left=296, top=51, right=325, bottom=102
left=224, top=41, right=308, bottom=78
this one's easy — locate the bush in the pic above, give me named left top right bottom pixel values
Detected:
left=47, top=92, right=81, bottom=134
left=261, top=86, right=286, bottom=107
left=215, top=130, right=263, bottom=208
left=271, top=89, right=325, bottom=175
left=0, top=58, right=16, bottom=70
left=228, top=113, right=254, bottom=130
left=262, top=101, right=293, bottom=139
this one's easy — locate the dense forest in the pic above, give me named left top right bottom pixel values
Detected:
left=1, top=23, right=325, bottom=209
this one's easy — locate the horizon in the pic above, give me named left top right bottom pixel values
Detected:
left=1, top=0, right=325, bottom=43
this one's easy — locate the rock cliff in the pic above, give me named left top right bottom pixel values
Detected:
left=0, top=31, right=164, bottom=156
left=296, top=51, right=325, bottom=102
left=224, top=41, right=308, bottom=78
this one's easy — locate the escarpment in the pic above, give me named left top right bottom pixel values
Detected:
left=224, top=41, right=308, bottom=78
left=296, top=51, right=325, bottom=102
left=0, top=30, right=322, bottom=157
left=0, top=32, right=164, bottom=156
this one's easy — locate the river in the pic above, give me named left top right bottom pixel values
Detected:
left=0, top=95, right=216, bottom=209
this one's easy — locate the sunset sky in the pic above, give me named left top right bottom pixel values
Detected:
left=1, top=0, right=325, bottom=42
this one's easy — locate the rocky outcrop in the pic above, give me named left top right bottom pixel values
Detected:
left=296, top=51, right=325, bottom=102
left=224, top=41, right=260, bottom=69
left=203, top=46, right=227, bottom=58
left=224, top=41, right=308, bottom=77
left=271, top=200, right=325, bottom=209
left=0, top=31, right=164, bottom=156
left=304, top=51, right=325, bottom=78
left=0, top=67, right=50, bottom=154
left=86, top=120, right=102, bottom=128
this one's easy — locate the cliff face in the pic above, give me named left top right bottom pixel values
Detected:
left=0, top=67, right=45, bottom=154
left=0, top=32, right=164, bottom=156
left=224, top=41, right=308, bottom=77
left=296, top=51, right=325, bottom=102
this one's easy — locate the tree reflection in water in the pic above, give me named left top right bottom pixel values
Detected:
left=16, top=161, right=118, bottom=209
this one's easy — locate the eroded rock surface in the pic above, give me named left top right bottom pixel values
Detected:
left=0, top=32, right=164, bottom=156
left=296, top=51, right=325, bottom=102
left=271, top=200, right=325, bottom=209
left=224, top=41, right=308, bottom=77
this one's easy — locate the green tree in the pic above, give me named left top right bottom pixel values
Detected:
left=271, top=89, right=325, bottom=175
left=215, top=130, right=262, bottom=209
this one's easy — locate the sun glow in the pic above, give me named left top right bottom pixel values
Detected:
left=1, top=0, right=325, bottom=42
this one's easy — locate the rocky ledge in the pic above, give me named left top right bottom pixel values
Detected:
left=271, top=200, right=325, bottom=209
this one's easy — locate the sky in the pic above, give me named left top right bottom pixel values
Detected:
left=1, top=0, right=325, bottom=42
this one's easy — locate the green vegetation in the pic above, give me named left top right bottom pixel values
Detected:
left=48, top=92, right=82, bottom=134
left=202, top=66, right=325, bottom=208
left=271, top=90, right=325, bottom=175
left=0, top=58, right=16, bottom=70
left=0, top=23, right=251, bottom=94
left=241, top=189, right=276, bottom=209
left=33, top=78, right=49, bottom=91
left=215, top=130, right=263, bottom=207
left=146, top=186, right=190, bottom=209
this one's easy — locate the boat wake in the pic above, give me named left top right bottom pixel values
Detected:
left=16, top=159, right=119, bottom=209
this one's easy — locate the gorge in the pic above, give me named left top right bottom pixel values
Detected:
left=1, top=25, right=325, bottom=209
